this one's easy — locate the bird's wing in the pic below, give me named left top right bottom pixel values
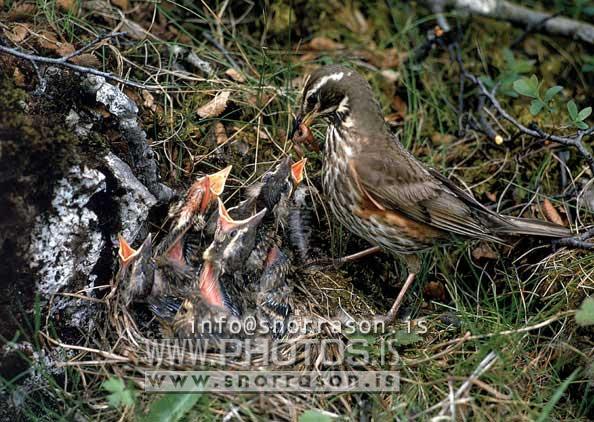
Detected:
left=351, top=143, right=503, bottom=242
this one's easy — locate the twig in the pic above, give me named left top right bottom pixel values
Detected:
left=553, top=227, right=594, bottom=250
left=446, top=41, right=594, bottom=175
left=0, top=32, right=162, bottom=90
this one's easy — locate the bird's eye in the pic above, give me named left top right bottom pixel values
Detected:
left=229, top=229, right=238, bottom=237
left=307, top=94, right=318, bottom=107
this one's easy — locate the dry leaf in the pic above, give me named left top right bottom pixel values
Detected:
left=37, top=31, right=60, bottom=51
left=542, top=198, right=565, bottom=226
left=13, top=67, right=26, bottom=87
left=225, top=68, right=246, bottom=83
left=197, top=90, right=230, bottom=118
left=142, top=90, right=155, bottom=111
left=111, top=0, right=129, bottom=10
left=423, top=281, right=446, bottom=302
left=472, top=243, right=498, bottom=260
left=214, top=122, right=227, bottom=145
left=56, top=42, right=76, bottom=57
left=6, top=24, right=29, bottom=43
left=57, top=0, right=77, bottom=13
left=307, top=36, right=344, bottom=51
left=8, top=3, right=36, bottom=20
left=69, top=54, right=100, bottom=67
left=485, top=192, right=497, bottom=202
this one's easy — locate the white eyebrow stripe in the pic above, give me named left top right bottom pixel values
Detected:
left=305, top=71, right=345, bottom=100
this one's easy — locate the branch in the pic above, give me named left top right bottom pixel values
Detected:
left=445, top=42, right=594, bottom=175
left=425, top=0, right=594, bottom=45
left=0, top=32, right=162, bottom=91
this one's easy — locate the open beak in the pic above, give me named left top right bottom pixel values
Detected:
left=217, top=198, right=267, bottom=233
left=291, top=158, right=307, bottom=185
left=208, top=165, right=232, bottom=197
left=118, top=235, right=138, bottom=264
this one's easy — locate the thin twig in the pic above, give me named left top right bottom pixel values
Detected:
left=0, top=32, right=162, bottom=90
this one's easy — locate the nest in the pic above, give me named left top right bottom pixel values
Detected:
left=41, top=159, right=390, bottom=419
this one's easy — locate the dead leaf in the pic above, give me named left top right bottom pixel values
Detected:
left=142, top=90, right=155, bottom=111
left=485, top=192, right=497, bottom=202
left=13, top=67, right=26, bottom=87
left=111, top=0, right=129, bottom=10
left=56, top=42, right=76, bottom=57
left=69, top=54, right=100, bottom=67
left=37, top=31, right=60, bottom=51
left=423, top=281, right=446, bottom=302
left=5, top=24, right=29, bottom=43
left=197, top=90, right=230, bottom=118
left=542, top=198, right=565, bottom=226
left=214, top=122, right=227, bottom=145
left=431, top=133, right=456, bottom=145
left=307, top=36, right=344, bottom=51
left=225, top=68, right=246, bottom=83
left=472, top=243, right=498, bottom=260
left=8, top=4, right=36, bottom=20
left=57, top=0, right=77, bottom=13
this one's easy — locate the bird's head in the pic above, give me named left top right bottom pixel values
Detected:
left=292, top=64, right=378, bottom=138
left=203, top=199, right=267, bottom=271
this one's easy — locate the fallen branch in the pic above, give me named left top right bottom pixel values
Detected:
left=425, top=0, right=594, bottom=45
left=0, top=32, right=162, bottom=90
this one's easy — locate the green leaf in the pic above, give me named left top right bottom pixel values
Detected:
left=102, top=377, right=136, bottom=408
left=577, top=106, right=592, bottom=121
left=576, top=121, right=589, bottom=130
left=584, top=63, right=594, bottom=73
left=146, top=393, right=201, bottom=422
left=544, top=86, right=563, bottom=103
left=567, top=100, right=578, bottom=120
left=529, top=100, right=544, bottom=116
left=299, top=410, right=332, bottom=422
left=576, top=297, right=594, bottom=326
left=513, top=78, right=537, bottom=98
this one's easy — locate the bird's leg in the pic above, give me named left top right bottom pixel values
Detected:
left=383, top=254, right=420, bottom=323
left=307, top=246, right=381, bottom=269
left=383, top=272, right=416, bottom=323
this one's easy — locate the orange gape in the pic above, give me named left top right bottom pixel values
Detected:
left=198, top=262, right=225, bottom=308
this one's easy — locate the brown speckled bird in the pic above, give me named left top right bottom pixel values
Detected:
left=293, top=64, right=572, bottom=322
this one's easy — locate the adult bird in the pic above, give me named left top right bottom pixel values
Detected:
left=292, top=64, right=572, bottom=322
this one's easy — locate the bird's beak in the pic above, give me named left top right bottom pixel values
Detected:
left=290, top=111, right=317, bottom=140
left=291, top=158, right=307, bottom=185
left=118, top=235, right=138, bottom=264
left=208, top=165, right=232, bottom=197
left=217, top=198, right=267, bottom=232
left=289, top=113, right=302, bottom=139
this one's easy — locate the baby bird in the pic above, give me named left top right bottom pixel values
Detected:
left=200, top=199, right=267, bottom=313
left=117, top=234, right=155, bottom=306
left=154, top=166, right=232, bottom=266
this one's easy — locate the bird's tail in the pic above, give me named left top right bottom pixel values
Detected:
left=493, top=216, right=572, bottom=238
